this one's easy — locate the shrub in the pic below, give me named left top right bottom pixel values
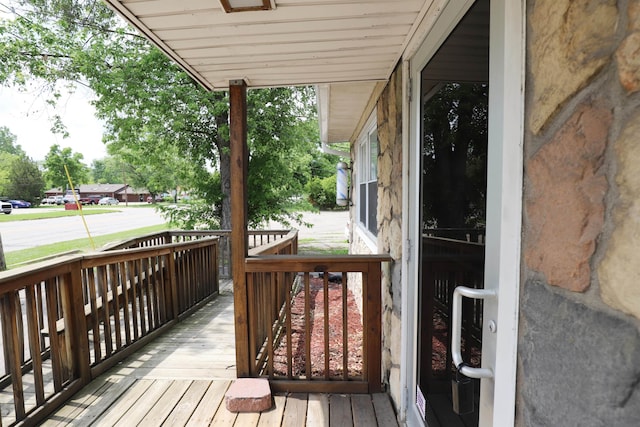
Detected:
left=307, top=175, right=337, bottom=210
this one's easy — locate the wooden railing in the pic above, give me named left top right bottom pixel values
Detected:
left=422, top=235, right=484, bottom=382
left=245, top=232, right=390, bottom=393
left=104, top=229, right=290, bottom=279
left=0, top=237, right=219, bottom=426
left=423, top=227, right=485, bottom=244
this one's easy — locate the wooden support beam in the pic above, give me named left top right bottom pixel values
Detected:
left=229, top=80, right=250, bottom=377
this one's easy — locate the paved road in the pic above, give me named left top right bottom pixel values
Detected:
left=0, top=206, right=167, bottom=252
left=0, top=207, right=347, bottom=253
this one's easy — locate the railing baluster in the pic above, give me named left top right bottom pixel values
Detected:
left=285, top=271, right=292, bottom=379
left=111, top=263, right=123, bottom=350
left=35, top=283, right=46, bottom=355
left=267, top=273, right=274, bottom=379
left=123, top=261, right=134, bottom=345
left=323, top=271, right=329, bottom=380
left=44, top=278, right=63, bottom=392
left=144, top=257, right=154, bottom=331
left=24, top=285, right=45, bottom=405
left=247, top=272, right=257, bottom=376
left=100, top=265, right=113, bottom=358
left=304, top=273, right=311, bottom=380
left=85, top=267, right=106, bottom=363
left=129, top=260, right=140, bottom=340
left=1, top=292, right=25, bottom=420
left=342, top=272, right=348, bottom=381
left=138, top=258, right=148, bottom=336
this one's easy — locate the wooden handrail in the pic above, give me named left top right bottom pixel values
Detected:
left=103, top=229, right=291, bottom=279
left=0, top=236, right=220, bottom=426
left=248, top=230, right=298, bottom=256
left=244, top=252, right=391, bottom=393
left=245, top=254, right=392, bottom=272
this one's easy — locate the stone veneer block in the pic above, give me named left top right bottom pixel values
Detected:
left=598, top=112, right=640, bottom=320
left=520, top=282, right=640, bottom=426
left=225, top=378, right=272, bottom=412
left=524, top=102, right=611, bottom=292
left=616, top=32, right=640, bottom=93
left=529, top=0, right=617, bottom=133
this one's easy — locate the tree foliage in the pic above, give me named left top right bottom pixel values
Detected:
left=43, top=144, right=89, bottom=189
left=422, top=82, right=488, bottom=229
left=5, top=154, right=45, bottom=202
left=307, top=175, right=338, bottom=210
left=1, top=0, right=320, bottom=228
left=0, top=126, right=24, bottom=155
left=0, top=125, right=43, bottom=201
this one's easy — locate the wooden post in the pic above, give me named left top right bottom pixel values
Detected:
left=64, top=264, right=92, bottom=384
left=365, top=262, right=382, bottom=393
left=0, top=233, right=6, bottom=271
left=230, top=80, right=250, bottom=377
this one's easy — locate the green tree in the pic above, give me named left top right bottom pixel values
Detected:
left=307, top=175, right=338, bottom=210
left=0, top=126, right=39, bottom=197
left=0, top=152, right=18, bottom=195
left=0, top=0, right=319, bottom=229
left=0, top=126, right=24, bottom=155
left=422, top=82, right=488, bottom=229
left=43, top=144, right=89, bottom=189
left=91, top=156, right=126, bottom=184
left=106, top=142, right=193, bottom=200
left=5, top=155, right=45, bottom=203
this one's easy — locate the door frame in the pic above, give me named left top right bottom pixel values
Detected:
left=401, top=0, right=525, bottom=425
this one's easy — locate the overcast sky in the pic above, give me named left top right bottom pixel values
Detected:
left=0, top=84, right=107, bottom=164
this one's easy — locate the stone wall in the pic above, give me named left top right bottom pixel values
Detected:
left=519, top=0, right=640, bottom=425
left=349, top=62, right=404, bottom=409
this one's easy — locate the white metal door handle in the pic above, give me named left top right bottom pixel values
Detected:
left=452, top=286, right=496, bottom=379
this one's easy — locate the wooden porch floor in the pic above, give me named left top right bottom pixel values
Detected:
left=40, top=281, right=399, bottom=426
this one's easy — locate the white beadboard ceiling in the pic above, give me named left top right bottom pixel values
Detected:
left=102, top=0, right=444, bottom=143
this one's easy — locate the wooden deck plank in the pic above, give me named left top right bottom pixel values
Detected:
left=49, top=376, right=136, bottom=426
left=329, top=394, right=353, bottom=427
left=39, top=379, right=112, bottom=427
left=235, top=411, right=260, bottom=426
left=69, top=377, right=135, bottom=425
left=138, top=380, right=192, bottom=426
left=93, top=379, right=154, bottom=427
left=187, top=380, right=231, bottom=426
left=109, top=366, right=236, bottom=380
left=371, top=393, right=399, bottom=426
left=306, top=393, right=329, bottom=427
left=210, top=404, right=237, bottom=426
left=113, top=379, right=173, bottom=426
left=282, top=393, right=308, bottom=427
left=162, top=380, right=212, bottom=427
left=351, top=394, right=377, bottom=427
left=257, top=393, right=287, bottom=426
left=35, top=287, right=395, bottom=427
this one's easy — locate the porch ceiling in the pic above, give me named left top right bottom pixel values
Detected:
left=103, top=0, right=440, bottom=144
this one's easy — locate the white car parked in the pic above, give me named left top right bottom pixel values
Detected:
left=0, top=199, right=12, bottom=214
left=98, top=197, right=119, bottom=205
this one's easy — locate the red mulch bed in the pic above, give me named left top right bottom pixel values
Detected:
left=272, top=276, right=363, bottom=379
left=432, top=310, right=482, bottom=376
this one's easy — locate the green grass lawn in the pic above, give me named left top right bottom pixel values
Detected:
left=0, top=208, right=120, bottom=222
left=5, top=223, right=171, bottom=269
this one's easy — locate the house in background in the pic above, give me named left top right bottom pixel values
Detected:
left=100, top=0, right=640, bottom=426
left=115, top=186, right=150, bottom=203
left=45, top=184, right=151, bottom=203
